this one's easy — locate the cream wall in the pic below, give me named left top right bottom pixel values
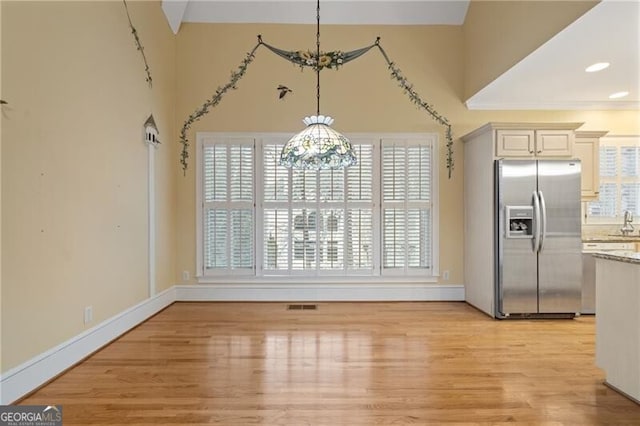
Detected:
left=463, top=0, right=598, bottom=100
left=1, top=0, right=638, bottom=387
left=174, top=22, right=639, bottom=290
left=0, top=0, right=4, bottom=375
left=1, top=1, right=176, bottom=372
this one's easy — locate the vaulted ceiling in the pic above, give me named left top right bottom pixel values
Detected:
left=162, top=0, right=639, bottom=111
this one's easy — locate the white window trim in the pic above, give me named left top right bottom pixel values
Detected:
left=584, top=135, right=640, bottom=225
left=195, top=132, right=439, bottom=284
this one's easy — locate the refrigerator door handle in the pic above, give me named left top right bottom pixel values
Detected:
left=538, top=190, right=547, bottom=252
left=532, top=191, right=541, bottom=252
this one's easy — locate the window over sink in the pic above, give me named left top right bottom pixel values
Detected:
left=195, top=132, right=439, bottom=281
left=586, top=136, right=640, bottom=223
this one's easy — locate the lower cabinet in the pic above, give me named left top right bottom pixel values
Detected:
left=573, top=131, right=608, bottom=200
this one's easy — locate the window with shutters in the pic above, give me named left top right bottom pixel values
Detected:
left=197, top=133, right=438, bottom=280
left=587, top=136, right=640, bottom=221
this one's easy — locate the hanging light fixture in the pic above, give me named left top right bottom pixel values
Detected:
left=279, top=0, right=357, bottom=170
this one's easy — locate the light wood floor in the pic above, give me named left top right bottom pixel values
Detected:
left=21, top=302, right=640, bottom=425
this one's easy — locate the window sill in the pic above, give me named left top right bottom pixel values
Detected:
left=195, top=275, right=440, bottom=285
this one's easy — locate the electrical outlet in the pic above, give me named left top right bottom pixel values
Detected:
left=442, top=270, right=450, bottom=281
left=84, top=306, right=93, bottom=324
left=182, top=270, right=190, bottom=281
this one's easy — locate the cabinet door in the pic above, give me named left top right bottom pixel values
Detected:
left=495, top=130, right=535, bottom=157
left=535, top=130, right=574, bottom=157
left=573, top=137, right=600, bottom=200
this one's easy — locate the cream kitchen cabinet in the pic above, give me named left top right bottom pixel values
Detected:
left=496, top=129, right=575, bottom=158
left=573, top=131, right=608, bottom=200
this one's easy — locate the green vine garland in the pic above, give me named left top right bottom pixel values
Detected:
left=123, top=0, right=152, bottom=88
left=375, top=39, right=454, bottom=178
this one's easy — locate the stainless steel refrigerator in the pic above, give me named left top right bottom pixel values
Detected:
left=495, top=159, right=582, bottom=319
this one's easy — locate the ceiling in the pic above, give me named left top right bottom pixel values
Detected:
left=162, top=0, right=639, bottom=111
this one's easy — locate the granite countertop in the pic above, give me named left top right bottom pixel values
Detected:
left=593, top=251, right=640, bottom=265
left=582, top=235, right=640, bottom=243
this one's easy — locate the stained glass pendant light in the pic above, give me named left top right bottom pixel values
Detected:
left=279, top=0, right=357, bottom=170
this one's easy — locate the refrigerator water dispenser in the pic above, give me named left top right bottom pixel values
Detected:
left=505, top=206, right=533, bottom=238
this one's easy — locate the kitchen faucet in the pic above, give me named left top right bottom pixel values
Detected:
left=620, top=210, right=634, bottom=236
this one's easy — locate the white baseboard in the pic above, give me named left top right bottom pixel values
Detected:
left=176, top=283, right=465, bottom=302
left=0, top=283, right=464, bottom=404
left=0, top=287, right=176, bottom=405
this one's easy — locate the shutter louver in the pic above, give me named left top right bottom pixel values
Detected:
left=383, top=208, right=405, bottom=268
left=204, top=209, right=227, bottom=269
left=230, top=145, right=253, bottom=201
left=407, top=145, right=430, bottom=201
left=200, top=134, right=436, bottom=279
left=291, top=208, right=317, bottom=270
left=382, top=139, right=432, bottom=273
left=346, top=208, right=372, bottom=269
left=320, top=169, right=344, bottom=201
left=621, top=183, right=640, bottom=215
left=347, top=144, right=373, bottom=201
left=204, top=145, right=227, bottom=202
left=600, top=146, right=617, bottom=177
left=230, top=209, right=253, bottom=269
left=293, top=170, right=317, bottom=201
left=320, top=209, right=344, bottom=269
left=588, top=141, right=640, bottom=219
left=383, top=145, right=406, bottom=202
left=589, top=183, right=617, bottom=216
left=621, top=146, right=640, bottom=177
left=407, top=209, right=430, bottom=268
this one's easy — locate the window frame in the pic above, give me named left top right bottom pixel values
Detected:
left=195, top=132, right=439, bottom=283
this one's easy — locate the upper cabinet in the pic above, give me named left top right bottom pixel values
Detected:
left=573, top=131, right=608, bottom=200
left=496, top=128, right=575, bottom=158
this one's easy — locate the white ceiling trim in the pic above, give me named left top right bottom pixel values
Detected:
left=162, top=0, right=189, bottom=34
left=465, top=1, right=640, bottom=111
left=465, top=100, right=640, bottom=111
left=162, top=0, right=470, bottom=29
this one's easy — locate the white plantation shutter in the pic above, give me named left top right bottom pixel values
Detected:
left=621, top=146, right=640, bottom=177
left=621, top=183, right=640, bottom=215
left=263, top=208, right=289, bottom=270
left=319, top=208, right=344, bottom=269
left=620, top=145, right=640, bottom=215
left=320, top=169, right=345, bottom=201
left=589, top=183, right=617, bottom=217
left=202, top=138, right=254, bottom=275
left=345, top=142, right=374, bottom=271
left=292, top=169, right=317, bottom=201
left=346, top=208, right=373, bottom=269
left=382, top=139, right=432, bottom=274
left=599, top=146, right=617, bottom=177
left=588, top=139, right=640, bottom=219
left=204, top=209, right=227, bottom=269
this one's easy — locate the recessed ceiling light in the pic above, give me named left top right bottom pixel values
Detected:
left=609, top=91, right=629, bottom=99
left=585, top=62, right=610, bottom=72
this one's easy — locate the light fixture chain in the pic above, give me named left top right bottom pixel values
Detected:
left=316, top=0, right=321, bottom=116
